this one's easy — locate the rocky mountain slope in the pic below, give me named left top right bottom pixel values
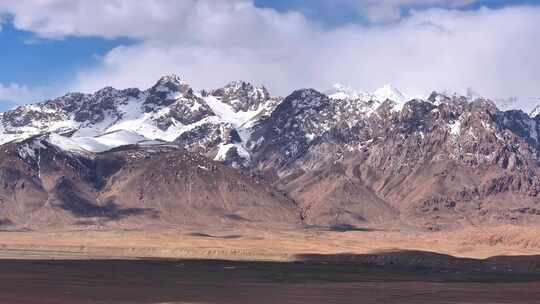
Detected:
left=0, top=75, right=538, bottom=231
left=0, top=134, right=300, bottom=230
left=531, top=104, right=540, bottom=118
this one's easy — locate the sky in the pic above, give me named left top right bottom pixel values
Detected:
left=0, top=0, right=539, bottom=112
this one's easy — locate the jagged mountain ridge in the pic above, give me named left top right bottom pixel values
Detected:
left=0, top=75, right=539, bottom=230
left=0, top=75, right=278, bottom=168
left=248, top=91, right=540, bottom=229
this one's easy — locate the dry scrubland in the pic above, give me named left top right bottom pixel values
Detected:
left=1, top=225, right=539, bottom=261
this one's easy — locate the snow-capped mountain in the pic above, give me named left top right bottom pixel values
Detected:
left=1, top=76, right=538, bottom=169
left=0, top=75, right=279, bottom=168
left=326, top=83, right=408, bottom=103
left=325, top=83, right=410, bottom=114
left=1, top=74, right=539, bottom=231
left=325, top=83, right=371, bottom=101
left=373, top=84, right=408, bottom=104
left=252, top=89, right=540, bottom=229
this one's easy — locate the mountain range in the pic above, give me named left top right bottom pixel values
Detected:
left=0, top=74, right=539, bottom=231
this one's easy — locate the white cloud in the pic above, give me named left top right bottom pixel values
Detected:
left=0, top=83, right=48, bottom=105
left=0, top=0, right=539, bottom=110
left=0, top=0, right=308, bottom=42
left=0, top=0, right=196, bottom=39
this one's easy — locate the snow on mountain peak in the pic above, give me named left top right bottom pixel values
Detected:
left=326, top=83, right=408, bottom=104
left=225, top=80, right=263, bottom=91
left=209, top=80, right=271, bottom=113
left=151, top=74, right=189, bottom=94
left=373, top=84, right=406, bottom=103
left=531, top=105, right=540, bottom=118
left=326, top=83, right=367, bottom=100
left=223, top=80, right=269, bottom=100
left=427, top=91, right=453, bottom=105
left=157, top=74, right=185, bottom=85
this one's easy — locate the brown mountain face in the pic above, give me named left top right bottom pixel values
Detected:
left=0, top=136, right=301, bottom=230
left=344, top=100, right=540, bottom=230
left=248, top=92, right=540, bottom=231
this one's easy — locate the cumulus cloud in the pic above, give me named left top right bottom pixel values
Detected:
left=0, top=0, right=539, bottom=110
left=0, top=0, right=195, bottom=39
left=0, top=83, right=48, bottom=105
left=0, top=0, right=308, bottom=42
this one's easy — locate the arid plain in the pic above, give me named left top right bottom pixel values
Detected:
left=2, top=226, right=540, bottom=304
left=1, top=225, right=539, bottom=260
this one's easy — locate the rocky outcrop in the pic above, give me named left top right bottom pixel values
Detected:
left=209, top=80, right=271, bottom=112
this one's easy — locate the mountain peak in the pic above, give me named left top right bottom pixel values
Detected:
left=157, top=73, right=185, bottom=84
left=94, top=86, right=121, bottom=97
left=151, top=74, right=189, bottom=94
left=284, top=88, right=328, bottom=110
left=224, top=80, right=256, bottom=88
left=330, top=83, right=354, bottom=93
left=222, top=80, right=269, bottom=96
left=326, top=83, right=408, bottom=104
left=531, top=104, right=540, bottom=118
left=325, top=83, right=366, bottom=100
left=373, top=84, right=406, bottom=103
left=427, top=91, right=452, bottom=104
left=210, top=80, right=271, bottom=112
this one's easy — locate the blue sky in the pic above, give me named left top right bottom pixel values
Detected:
left=255, top=0, right=538, bottom=25
left=0, top=22, right=131, bottom=87
left=0, top=0, right=539, bottom=112
left=0, top=20, right=131, bottom=110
